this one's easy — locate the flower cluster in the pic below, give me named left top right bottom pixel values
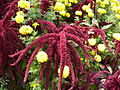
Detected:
left=54, top=0, right=78, bottom=18
left=15, top=11, right=24, bottom=23
left=18, top=0, right=30, bottom=9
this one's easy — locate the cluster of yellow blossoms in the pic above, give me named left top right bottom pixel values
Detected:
left=15, top=11, right=24, bottom=23
left=15, top=0, right=30, bottom=23
left=81, top=4, right=94, bottom=17
left=36, top=51, right=48, bottom=63
left=18, top=0, right=30, bottom=9
left=54, top=0, right=78, bottom=18
left=58, top=65, right=70, bottom=78
left=97, top=0, right=120, bottom=19
left=19, top=25, right=33, bottom=35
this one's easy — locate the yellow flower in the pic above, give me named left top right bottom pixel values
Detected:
left=54, top=2, right=65, bottom=11
left=59, top=11, right=66, bottom=16
left=19, top=25, right=33, bottom=35
left=96, top=0, right=101, bottom=3
left=88, top=38, right=96, bottom=46
left=16, top=11, right=24, bottom=15
left=113, top=33, right=120, bottom=41
left=75, top=11, right=82, bottom=16
left=97, top=44, right=106, bottom=52
left=88, top=12, right=94, bottom=17
left=18, top=0, right=30, bottom=9
left=69, top=0, right=74, bottom=3
left=15, top=15, right=24, bottom=23
left=74, top=0, right=78, bottom=3
left=36, top=51, right=48, bottom=63
left=97, top=8, right=106, bottom=14
left=32, top=22, right=39, bottom=28
left=104, top=0, right=109, bottom=5
left=115, top=14, right=120, bottom=18
left=31, top=82, right=36, bottom=88
left=94, top=55, right=102, bottom=62
left=91, top=51, right=96, bottom=56
left=82, top=5, right=90, bottom=11
left=58, top=65, right=70, bottom=78
left=65, top=13, right=70, bottom=18
left=80, top=58, right=84, bottom=60
left=86, top=8, right=93, bottom=13
left=100, top=3, right=105, bottom=8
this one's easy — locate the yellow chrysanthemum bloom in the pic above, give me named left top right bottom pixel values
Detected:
left=36, top=51, right=48, bottom=63
left=88, top=38, right=96, bottom=46
left=15, top=15, right=24, bottom=23
left=65, top=13, right=70, bottom=18
left=82, top=5, right=90, bottom=11
left=19, top=25, right=33, bottom=35
left=32, top=22, right=39, bottom=28
left=18, top=0, right=30, bottom=9
left=54, top=2, right=65, bottom=11
left=16, top=11, right=24, bottom=15
left=97, top=8, right=106, bottom=14
left=58, top=65, right=70, bottom=78
left=97, top=44, right=106, bottom=52
left=59, top=11, right=66, bottom=16
left=113, top=33, right=120, bottom=41
left=94, top=55, right=102, bottom=62
left=75, top=11, right=82, bottom=16
left=115, top=14, right=120, bottom=18
left=88, top=12, right=94, bottom=17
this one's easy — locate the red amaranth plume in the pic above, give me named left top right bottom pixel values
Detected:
left=40, top=0, right=51, bottom=14
left=10, top=20, right=111, bottom=89
left=0, top=0, right=13, bottom=19
left=0, top=0, right=25, bottom=79
left=102, top=69, right=120, bottom=90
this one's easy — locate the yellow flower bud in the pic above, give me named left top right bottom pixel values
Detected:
left=88, top=12, right=94, bottom=17
left=65, top=13, right=70, bottom=18
left=32, top=22, right=39, bottom=28
left=80, top=58, right=84, bottom=60
left=88, top=38, right=96, bottom=46
left=58, top=65, right=70, bottom=78
left=97, top=44, right=106, bottom=52
left=113, top=33, right=120, bottom=41
left=75, top=11, right=82, bottom=16
left=15, top=15, right=24, bottom=23
left=94, top=55, right=102, bottom=62
left=36, top=51, right=48, bottom=63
